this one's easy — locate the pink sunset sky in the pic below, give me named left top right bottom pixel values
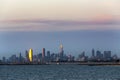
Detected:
left=0, top=0, right=120, bottom=31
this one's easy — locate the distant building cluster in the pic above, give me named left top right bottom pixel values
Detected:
left=77, top=49, right=118, bottom=62
left=0, top=45, right=119, bottom=64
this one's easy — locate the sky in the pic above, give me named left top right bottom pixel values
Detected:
left=0, top=0, right=120, bottom=58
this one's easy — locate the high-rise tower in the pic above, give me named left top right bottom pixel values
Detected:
left=42, top=48, right=46, bottom=62
left=59, top=44, right=64, bottom=60
left=42, top=48, right=45, bottom=59
left=92, top=49, right=95, bottom=57
left=25, top=50, right=29, bottom=62
left=29, top=48, right=33, bottom=62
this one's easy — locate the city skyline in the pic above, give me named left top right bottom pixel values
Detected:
left=0, top=46, right=119, bottom=64
left=1, top=30, right=120, bottom=58
left=0, top=43, right=119, bottom=59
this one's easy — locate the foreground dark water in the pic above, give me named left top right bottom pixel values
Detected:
left=0, top=65, right=120, bottom=80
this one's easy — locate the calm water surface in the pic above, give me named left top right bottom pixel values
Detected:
left=0, top=65, right=120, bottom=80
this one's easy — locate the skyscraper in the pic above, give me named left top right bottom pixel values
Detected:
left=104, top=51, right=111, bottom=60
left=19, top=53, right=22, bottom=63
left=96, top=50, right=103, bottom=60
left=42, top=48, right=45, bottom=58
left=47, top=51, right=50, bottom=58
left=2, top=57, right=6, bottom=63
left=42, top=48, right=45, bottom=61
left=29, top=48, right=33, bottom=62
left=92, top=49, right=95, bottom=57
left=47, top=51, right=50, bottom=61
left=25, top=50, right=29, bottom=62
left=59, top=44, right=64, bottom=61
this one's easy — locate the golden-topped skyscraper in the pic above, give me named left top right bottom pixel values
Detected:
left=60, top=44, right=63, bottom=50
left=29, top=48, right=33, bottom=62
left=59, top=44, right=64, bottom=60
left=60, top=44, right=63, bottom=53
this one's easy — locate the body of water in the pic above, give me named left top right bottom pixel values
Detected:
left=0, top=65, right=120, bottom=80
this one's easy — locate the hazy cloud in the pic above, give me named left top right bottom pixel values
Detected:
left=0, top=19, right=120, bottom=31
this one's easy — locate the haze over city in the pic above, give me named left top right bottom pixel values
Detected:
left=0, top=0, right=120, bottom=58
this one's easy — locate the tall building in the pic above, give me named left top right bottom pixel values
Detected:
left=19, top=53, right=22, bottom=63
left=2, top=57, right=6, bottom=63
left=9, top=54, right=17, bottom=63
left=47, top=51, right=50, bottom=58
left=47, top=51, right=50, bottom=61
left=29, top=48, right=33, bottom=62
left=59, top=44, right=64, bottom=60
left=96, top=50, right=103, bottom=60
left=33, top=55, right=37, bottom=62
left=92, top=49, right=95, bottom=57
left=37, top=53, right=42, bottom=62
left=42, top=48, right=45, bottom=59
left=42, top=48, right=46, bottom=62
left=78, top=51, right=87, bottom=61
left=25, top=50, right=29, bottom=62
left=104, top=51, right=111, bottom=60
